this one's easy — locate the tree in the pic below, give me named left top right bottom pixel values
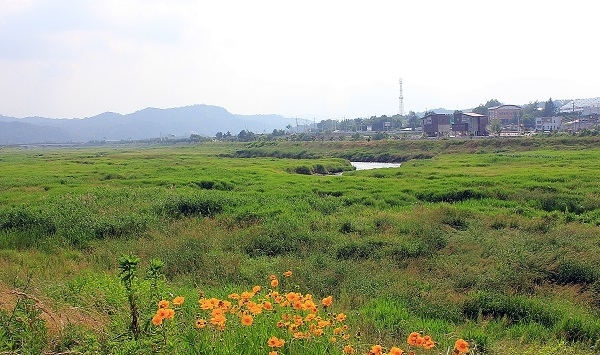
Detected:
left=473, top=99, right=502, bottom=116
left=543, top=98, right=557, bottom=117
left=407, top=111, right=420, bottom=130
left=215, top=132, right=223, bottom=140
left=489, top=119, right=502, bottom=136
left=237, top=130, right=255, bottom=142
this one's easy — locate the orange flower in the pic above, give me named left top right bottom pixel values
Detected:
left=164, top=308, right=175, bottom=319
left=330, top=336, right=337, bottom=343
left=248, top=303, right=262, bottom=315
left=423, top=339, right=435, bottom=350
left=156, top=308, right=168, bottom=319
left=240, top=291, right=254, bottom=300
left=343, top=345, right=355, bottom=354
left=210, top=313, right=227, bottom=326
left=286, top=292, right=300, bottom=303
left=267, top=336, right=285, bottom=348
left=270, top=278, right=279, bottom=287
left=284, top=270, right=292, bottom=277
left=389, top=347, right=404, bottom=355
left=263, top=301, right=273, bottom=310
left=172, top=296, right=185, bottom=306
left=151, top=314, right=163, bottom=326
left=158, top=300, right=169, bottom=309
left=454, top=339, right=469, bottom=353
left=241, top=314, right=253, bottom=326
left=416, top=335, right=425, bottom=346
left=370, top=344, right=383, bottom=355
left=407, top=331, right=420, bottom=346
left=268, top=352, right=277, bottom=355
left=321, top=295, right=333, bottom=308
left=195, top=318, right=207, bottom=329
left=252, top=285, right=261, bottom=293
left=336, top=313, right=347, bottom=322
left=269, top=274, right=277, bottom=280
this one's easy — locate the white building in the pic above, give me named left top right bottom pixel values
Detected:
left=560, top=98, right=600, bottom=115
left=535, top=117, right=562, bottom=132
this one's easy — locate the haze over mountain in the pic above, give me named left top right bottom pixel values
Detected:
left=0, top=104, right=294, bottom=145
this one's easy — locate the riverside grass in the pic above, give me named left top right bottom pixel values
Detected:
left=0, top=137, right=600, bottom=354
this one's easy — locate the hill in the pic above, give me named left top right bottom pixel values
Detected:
left=0, top=105, right=293, bottom=144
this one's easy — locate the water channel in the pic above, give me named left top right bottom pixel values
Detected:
left=350, top=162, right=402, bottom=170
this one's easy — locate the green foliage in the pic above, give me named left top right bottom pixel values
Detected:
left=0, top=296, right=48, bottom=355
left=118, top=254, right=141, bottom=340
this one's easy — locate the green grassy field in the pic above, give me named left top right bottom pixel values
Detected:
left=1, top=137, right=600, bottom=354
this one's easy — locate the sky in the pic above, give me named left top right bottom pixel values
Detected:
left=0, top=0, right=598, bottom=120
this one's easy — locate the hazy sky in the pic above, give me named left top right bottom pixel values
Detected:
left=0, top=0, right=597, bottom=120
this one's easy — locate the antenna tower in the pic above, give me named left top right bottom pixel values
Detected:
left=399, top=78, right=404, bottom=116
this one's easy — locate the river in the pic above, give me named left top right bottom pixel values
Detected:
left=350, top=162, right=402, bottom=170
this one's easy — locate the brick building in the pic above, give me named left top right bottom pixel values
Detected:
left=488, top=105, right=521, bottom=125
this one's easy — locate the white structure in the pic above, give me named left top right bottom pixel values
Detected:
left=535, top=117, right=562, bottom=132
left=560, top=98, right=600, bottom=115
left=398, top=78, right=404, bottom=116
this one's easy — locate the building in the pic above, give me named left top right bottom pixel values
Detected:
left=488, top=105, right=521, bottom=125
left=562, top=115, right=600, bottom=132
left=535, top=117, right=562, bottom=132
left=452, top=112, right=489, bottom=136
left=559, top=98, right=600, bottom=115
left=422, top=113, right=451, bottom=137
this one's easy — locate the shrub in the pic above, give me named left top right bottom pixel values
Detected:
left=462, top=291, right=558, bottom=328
left=294, top=165, right=312, bottom=175
left=92, top=214, right=148, bottom=240
left=0, top=207, right=56, bottom=235
left=192, top=180, right=234, bottom=191
left=336, top=241, right=386, bottom=260
left=157, top=194, right=228, bottom=218
left=550, top=259, right=598, bottom=285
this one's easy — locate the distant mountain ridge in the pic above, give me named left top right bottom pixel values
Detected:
left=0, top=104, right=294, bottom=145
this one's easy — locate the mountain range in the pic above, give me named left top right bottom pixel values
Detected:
left=0, top=105, right=294, bottom=145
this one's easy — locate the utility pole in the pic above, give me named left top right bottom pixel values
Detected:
left=399, top=78, right=404, bottom=117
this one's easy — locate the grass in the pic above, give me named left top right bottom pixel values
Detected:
left=1, top=137, right=600, bottom=353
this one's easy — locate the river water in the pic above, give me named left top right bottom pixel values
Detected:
left=350, top=162, right=402, bottom=170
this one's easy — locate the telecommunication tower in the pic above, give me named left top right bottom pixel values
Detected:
left=398, top=78, right=404, bottom=116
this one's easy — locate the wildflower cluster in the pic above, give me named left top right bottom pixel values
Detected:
left=360, top=331, right=437, bottom=355
left=151, top=296, right=184, bottom=326
left=192, top=270, right=354, bottom=354
left=407, top=331, right=435, bottom=350
left=148, top=270, right=462, bottom=354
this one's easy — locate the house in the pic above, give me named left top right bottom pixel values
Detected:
left=535, top=117, right=562, bottom=132
left=422, top=113, right=451, bottom=137
left=562, top=115, right=600, bottom=132
left=452, top=112, right=489, bottom=136
left=488, top=105, right=521, bottom=125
